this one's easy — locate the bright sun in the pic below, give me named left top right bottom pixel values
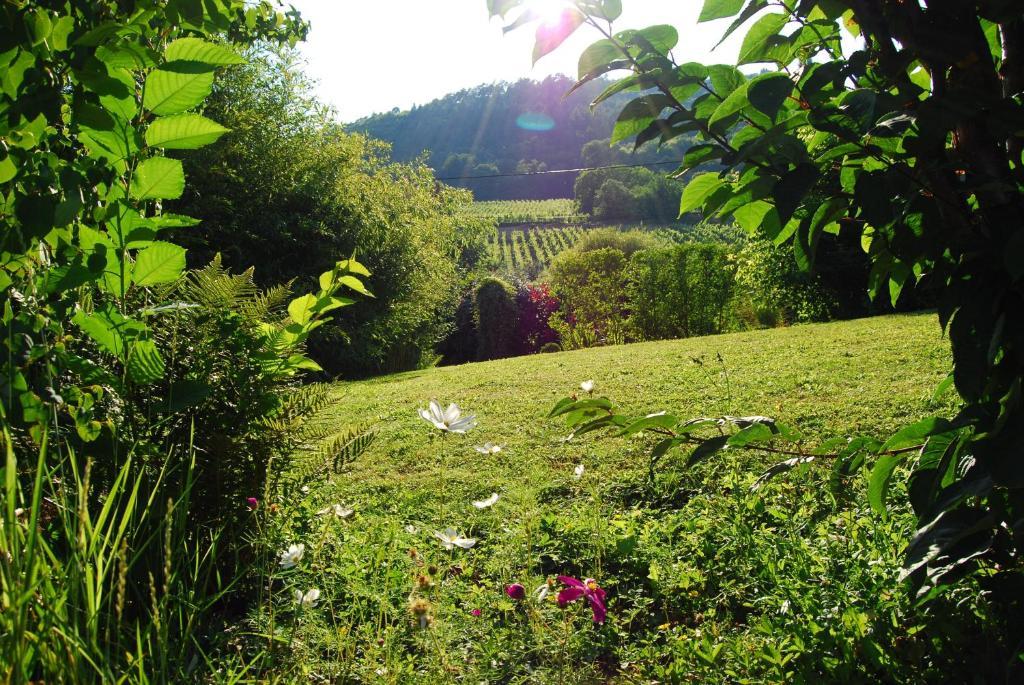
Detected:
left=524, top=0, right=572, bottom=26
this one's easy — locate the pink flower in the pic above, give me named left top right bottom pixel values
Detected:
left=557, top=576, right=607, bottom=624
left=505, top=583, right=526, bottom=600
left=470, top=608, right=482, bottom=617
left=246, top=497, right=259, bottom=510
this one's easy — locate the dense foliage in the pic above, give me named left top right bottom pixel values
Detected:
left=474, top=277, right=519, bottom=361
left=491, top=0, right=1024, bottom=667
left=173, top=50, right=493, bottom=377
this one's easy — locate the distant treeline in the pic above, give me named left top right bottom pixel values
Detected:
left=347, top=75, right=695, bottom=200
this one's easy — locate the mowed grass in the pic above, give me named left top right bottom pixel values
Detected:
left=266, top=313, right=989, bottom=683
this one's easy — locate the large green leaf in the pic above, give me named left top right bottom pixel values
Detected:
left=708, top=81, right=750, bottom=128
left=143, top=63, right=215, bottom=115
left=127, top=338, right=166, bottom=384
left=679, top=172, right=725, bottom=215
left=578, top=39, right=621, bottom=80
left=747, top=72, right=794, bottom=120
left=738, top=12, right=789, bottom=65
left=699, top=0, right=745, bottom=22
left=73, top=304, right=147, bottom=360
left=164, top=37, right=244, bottom=66
left=133, top=241, right=186, bottom=286
left=611, top=95, right=673, bottom=144
left=625, top=25, right=679, bottom=55
left=145, top=113, right=229, bottom=149
left=130, top=157, right=185, bottom=200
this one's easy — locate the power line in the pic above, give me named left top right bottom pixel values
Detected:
left=434, top=159, right=684, bottom=182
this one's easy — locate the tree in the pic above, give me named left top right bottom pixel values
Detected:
left=489, top=0, right=1024, bottom=618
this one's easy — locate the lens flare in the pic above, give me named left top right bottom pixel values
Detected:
left=515, top=112, right=556, bottom=131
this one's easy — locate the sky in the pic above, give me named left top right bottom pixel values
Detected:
left=287, top=0, right=751, bottom=122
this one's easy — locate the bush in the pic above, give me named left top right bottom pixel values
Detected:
left=573, top=227, right=664, bottom=257
left=174, top=49, right=493, bottom=377
left=732, top=238, right=837, bottom=326
left=546, top=247, right=629, bottom=349
left=627, top=244, right=736, bottom=341
left=539, top=342, right=562, bottom=353
left=514, top=283, right=560, bottom=354
left=475, top=278, right=519, bottom=360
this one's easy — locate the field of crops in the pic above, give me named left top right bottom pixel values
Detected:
left=489, top=225, right=588, bottom=277
left=466, top=199, right=586, bottom=225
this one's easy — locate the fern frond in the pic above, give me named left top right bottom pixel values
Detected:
left=290, top=423, right=376, bottom=483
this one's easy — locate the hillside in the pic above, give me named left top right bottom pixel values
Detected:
left=347, top=75, right=695, bottom=200
left=270, top=313, right=981, bottom=682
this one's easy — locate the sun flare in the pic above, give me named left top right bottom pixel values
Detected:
left=523, top=0, right=572, bottom=26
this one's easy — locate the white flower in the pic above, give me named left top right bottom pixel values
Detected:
left=278, top=543, right=305, bottom=569
left=573, top=464, right=585, bottom=480
left=300, top=485, right=310, bottom=494
left=580, top=380, right=595, bottom=394
left=293, top=587, right=320, bottom=608
left=534, top=582, right=550, bottom=602
left=404, top=524, right=418, bottom=534
left=472, top=492, right=499, bottom=509
left=433, top=527, right=476, bottom=550
left=418, top=399, right=477, bottom=433
left=474, top=442, right=503, bottom=455
left=317, top=503, right=353, bottom=518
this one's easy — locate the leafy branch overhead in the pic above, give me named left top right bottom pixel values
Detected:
left=492, top=0, right=1024, bottom=602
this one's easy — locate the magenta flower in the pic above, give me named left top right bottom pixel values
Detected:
left=557, top=576, right=607, bottom=624
left=246, top=497, right=258, bottom=510
left=470, top=608, right=482, bottom=617
left=505, top=583, right=526, bottom=600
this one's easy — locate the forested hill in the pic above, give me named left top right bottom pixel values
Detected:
left=347, top=75, right=692, bottom=200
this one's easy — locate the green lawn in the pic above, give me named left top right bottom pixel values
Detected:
left=261, top=313, right=999, bottom=683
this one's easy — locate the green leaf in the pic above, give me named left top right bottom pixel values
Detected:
left=145, top=113, right=229, bottom=149
left=143, top=63, right=215, bottom=115
left=165, top=37, right=244, bottom=66
left=130, top=157, right=185, bottom=200
left=732, top=200, right=775, bottom=235
left=597, top=0, right=622, bottom=21
left=708, top=81, right=750, bottom=128
left=699, top=0, right=745, bottom=22
left=50, top=15, right=75, bottom=51
left=611, top=95, right=673, bottom=144
left=578, top=39, right=621, bottom=80
left=133, top=241, right=186, bottom=286
left=288, top=293, right=317, bottom=325
left=549, top=397, right=614, bottom=419
left=881, top=416, right=951, bottom=452
left=338, top=275, right=374, bottom=297
left=679, top=172, right=725, bottom=215
left=686, top=435, right=730, bottom=467
left=591, top=74, right=641, bottom=109
left=738, top=12, right=788, bottom=65
left=727, top=423, right=775, bottom=447
left=868, top=452, right=909, bottom=517
left=747, top=73, right=794, bottom=120
left=533, top=8, right=585, bottom=64
left=127, top=339, right=165, bottom=384
left=772, top=163, right=819, bottom=226
left=73, top=304, right=146, bottom=360
left=617, top=413, right=678, bottom=437
left=707, top=64, right=746, bottom=98
left=626, top=25, right=679, bottom=54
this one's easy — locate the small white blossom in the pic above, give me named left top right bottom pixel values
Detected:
left=418, top=399, right=477, bottom=433
left=474, top=442, right=503, bottom=455
left=580, top=380, right=595, bottom=394
left=278, top=543, right=305, bottom=569
left=317, top=503, right=353, bottom=518
left=534, top=583, right=550, bottom=602
left=433, top=528, right=476, bottom=550
left=472, top=492, right=500, bottom=509
left=300, top=485, right=310, bottom=494
left=293, top=588, right=320, bottom=608
left=404, top=524, right=418, bottom=534
left=573, top=464, right=585, bottom=480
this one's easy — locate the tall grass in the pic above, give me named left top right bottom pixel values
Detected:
left=0, top=426, right=242, bottom=683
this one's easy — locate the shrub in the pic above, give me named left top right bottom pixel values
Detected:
left=514, top=283, right=560, bottom=354
left=437, top=287, right=479, bottom=366
left=539, top=342, right=562, bottom=353
left=475, top=277, right=519, bottom=360
left=573, top=228, right=663, bottom=257
left=546, top=247, right=629, bottom=349
left=174, top=49, right=493, bottom=377
left=627, top=243, right=736, bottom=341
left=732, top=238, right=837, bottom=325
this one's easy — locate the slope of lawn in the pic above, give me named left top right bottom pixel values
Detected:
left=263, top=313, right=1001, bottom=683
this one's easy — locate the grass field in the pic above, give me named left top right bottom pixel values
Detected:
left=261, top=314, right=1002, bottom=682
